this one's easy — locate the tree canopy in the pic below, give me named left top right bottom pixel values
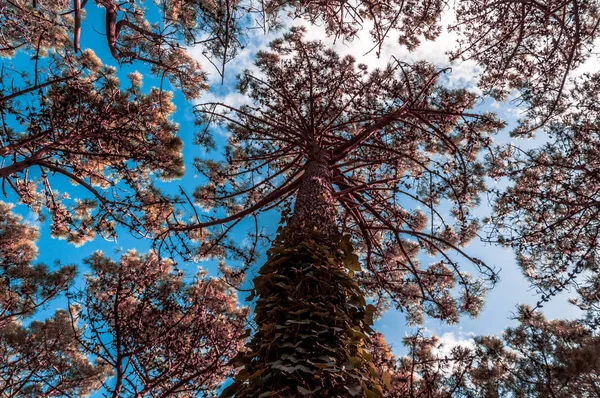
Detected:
left=179, top=28, right=502, bottom=325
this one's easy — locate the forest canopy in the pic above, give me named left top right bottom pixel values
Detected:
left=1, top=1, right=599, bottom=397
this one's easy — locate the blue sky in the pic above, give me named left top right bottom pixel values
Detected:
left=5, top=1, right=585, bottom=387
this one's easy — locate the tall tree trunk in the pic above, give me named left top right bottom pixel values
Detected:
left=289, top=159, right=337, bottom=237
left=224, top=159, right=384, bottom=397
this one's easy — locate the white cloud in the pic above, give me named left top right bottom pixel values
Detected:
left=187, top=21, right=285, bottom=107
left=434, top=330, right=475, bottom=358
left=571, top=37, right=600, bottom=77
left=190, top=8, right=483, bottom=104
left=199, top=90, right=252, bottom=109
left=25, top=210, right=42, bottom=229
left=298, top=9, right=481, bottom=92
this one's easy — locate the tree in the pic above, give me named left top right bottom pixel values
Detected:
left=0, top=0, right=264, bottom=244
left=0, top=202, right=75, bottom=323
left=487, top=307, right=600, bottom=397
left=0, top=202, right=111, bottom=397
left=162, top=27, right=502, bottom=396
left=451, top=0, right=600, bottom=133
left=0, top=245, right=249, bottom=397
left=369, top=306, right=600, bottom=397
left=355, top=295, right=600, bottom=397
left=0, top=199, right=246, bottom=396
left=1, top=53, right=186, bottom=244
left=2, top=2, right=193, bottom=243
left=489, top=73, right=600, bottom=319
left=258, top=0, right=445, bottom=54
left=0, top=0, right=222, bottom=98
left=1, top=309, right=112, bottom=397
left=177, top=27, right=502, bottom=320
left=68, top=250, right=248, bottom=397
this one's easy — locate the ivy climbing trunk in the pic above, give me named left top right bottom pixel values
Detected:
left=224, top=159, right=385, bottom=397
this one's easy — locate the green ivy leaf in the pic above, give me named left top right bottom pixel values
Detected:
left=219, top=381, right=240, bottom=398
left=382, top=371, right=392, bottom=390
left=345, top=253, right=361, bottom=271
left=344, top=384, right=362, bottom=396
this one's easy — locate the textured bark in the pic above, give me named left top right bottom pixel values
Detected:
left=290, top=159, right=337, bottom=238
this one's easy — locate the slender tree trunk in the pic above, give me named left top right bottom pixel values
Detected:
left=224, top=158, right=383, bottom=397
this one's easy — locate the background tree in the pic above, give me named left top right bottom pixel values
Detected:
left=1, top=309, right=111, bottom=398
left=489, top=73, right=600, bottom=317
left=0, top=202, right=75, bottom=323
left=69, top=250, right=248, bottom=398
left=1, top=245, right=249, bottom=397
left=254, top=0, right=600, bottom=135
left=367, top=306, right=599, bottom=397
left=0, top=51, right=184, bottom=244
left=258, top=0, right=446, bottom=54
left=451, top=0, right=600, bottom=133
left=0, top=202, right=111, bottom=397
left=488, top=307, right=600, bottom=398
left=1, top=0, right=219, bottom=98
left=425, top=307, right=599, bottom=398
